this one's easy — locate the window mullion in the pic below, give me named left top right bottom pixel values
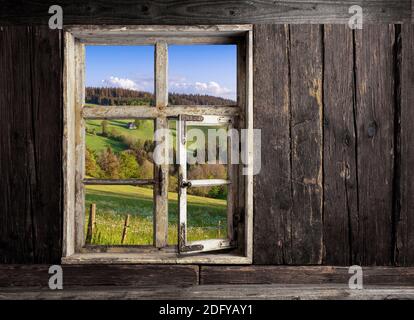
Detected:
left=154, top=41, right=169, bottom=248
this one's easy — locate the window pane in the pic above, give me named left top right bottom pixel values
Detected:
left=187, top=186, right=228, bottom=242
left=85, top=45, right=154, bottom=106
left=85, top=119, right=154, bottom=179
left=84, top=185, right=154, bottom=245
left=186, top=124, right=228, bottom=180
left=167, top=120, right=179, bottom=245
left=169, top=45, right=237, bottom=105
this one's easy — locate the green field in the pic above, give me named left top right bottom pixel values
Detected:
left=84, top=117, right=228, bottom=245
left=85, top=119, right=154, bottom=153
left=85, top=184, right=227, bottom=245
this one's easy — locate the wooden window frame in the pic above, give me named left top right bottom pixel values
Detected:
left=62, top=25, right=253, bottom=264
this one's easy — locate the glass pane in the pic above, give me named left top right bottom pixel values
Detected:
left=84, top=185, right=154, bottom=245
left=85, top=119, right=154, bottom=179
left=169, top=45, right=237, bottom=105
left=167, top=120, right=179, bottom=245
left=186, top=124, right=228, bottom=180
left=187, top=186, right=228, bottom=242
left=85, top=45, right=154, bottom=106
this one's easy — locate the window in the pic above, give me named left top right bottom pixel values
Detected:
left=62, top=26, right=253, bottom=264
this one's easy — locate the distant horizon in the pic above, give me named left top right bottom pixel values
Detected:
left=85, top=85, right=236, bottom=102
left=85, top=45, right=237, bottom=100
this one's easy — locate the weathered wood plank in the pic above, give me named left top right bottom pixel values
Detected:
left=82, top=105, right=239, bottom=119
left=0, top=1, right=410, bottom=24
left=154, top=42, right=169, bottom=248
left=398, top=24, right=414, bottom=266
left=0, top=265, right=199, bottom=288
left=289, top=25, right=324, bottom=264
left=354, top=25, right=395, bottom=266
left=83, top=179, right=155, bottom=185
left=323, top=25, right=358, bottom=265
left=2, top=284, right=414, bottom=300
left=200, top=266, right=414, bottom=286
left=253, top=25, right=292, bottom=264
left=0, top=26, right=62, bottom=263
left=254, top=25, right=324, bottom=265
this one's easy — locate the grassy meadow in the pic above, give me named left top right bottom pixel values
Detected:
left=84, top=117, right=228, bottom=245
left=85, top=184, right=227, bottom=245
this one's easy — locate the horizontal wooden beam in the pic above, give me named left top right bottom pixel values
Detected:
left=2, top=284, right=414, bottom=300
left=189, top=179, right=231, bottom=187
left=76, top=36, right=242, bottom=45
left=200, top=266, right=414, bottom=286
left=67, top=24, right=253, bottom=35
left=0, top=1, right=410, bottom=24
left=82, top=105, right=240, bottom=119
left=83, top=179, right=155, bottom=186
left=0, top=265, right=199, bottom=288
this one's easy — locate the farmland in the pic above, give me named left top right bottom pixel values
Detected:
left=83, top=88, right=231, bottom=245
left=85, top=184, right=227, bottom=245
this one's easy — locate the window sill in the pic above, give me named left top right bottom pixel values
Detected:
left=61, top=252, right=251, bottom=265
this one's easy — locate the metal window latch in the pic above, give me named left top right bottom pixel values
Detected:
left=180, top=180, right=192, bottom=189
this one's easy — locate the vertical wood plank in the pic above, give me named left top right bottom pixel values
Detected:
left=0, top=26, right=63, bottom=263
left=244, top=29, right=254, bottom=261
left=154, top=42, right=169, bottom=248
left=62, top=31, right=76, bottom=257
left=354, top=25, right=395, bottom=266
left=289, top=25, right=324, bottom=264
left=74, top=42, right=85, bottom=251
left=253, top=25, right=292, bottom=264
left=323, top=25, right=358, bottom=265
left=398, top=24, right=414, bottom=266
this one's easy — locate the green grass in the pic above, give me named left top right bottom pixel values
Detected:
left=85, top=184, right=227, bottom=245
left=85, top=119, right=154, bottom=153
left=85, top=118, right=226, bottom=154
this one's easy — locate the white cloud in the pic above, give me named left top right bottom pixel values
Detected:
left=100, top=75, right=236, bottom=100
left=102, top=76, right=138, bottom=90
left=170, top=79, right=235, bottom=100
left=101, top=76, right=153, bottom=92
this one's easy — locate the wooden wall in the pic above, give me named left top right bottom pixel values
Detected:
left=254, top=24, right=414, bottom=266
left=0, top=27, right=63, bottom=263
left=0, top=24, right=413, bottom=266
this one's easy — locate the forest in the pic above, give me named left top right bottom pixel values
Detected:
left=86, top=87, right=237, bottom=106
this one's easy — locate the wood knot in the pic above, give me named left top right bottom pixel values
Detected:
left=367, top=121, right=378, bottom=138
left=141, top=5, right=149, bottom=14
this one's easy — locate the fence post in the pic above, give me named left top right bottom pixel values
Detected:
left=121, top=214, right=131, bottom=244
left=218, top=220, right=221, bottom=238
left=85, top=203, right=96, bottom=244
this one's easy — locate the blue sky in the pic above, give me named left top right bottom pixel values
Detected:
left=86, top=45, right=237, bottom=100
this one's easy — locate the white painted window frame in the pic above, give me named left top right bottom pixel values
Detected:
left=62, top=25, right=253, bottom=264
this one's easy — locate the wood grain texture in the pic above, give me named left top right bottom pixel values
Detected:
left=323, top=25, right=358, bottom=265
left=398, top=24, right=414, bottom=266
left=200, top=266, right=414, bottom=286
left=0, top=265, right=199, bottom=288
left=254, top=25, right=323, bottom=265
left=354, top=25, right=395, bottom=266
left=289, top=25, right=324, bottom=264
left=0, top=0, right=410, bottom=24
left=0, top=26, right=63, bottom=263
left=2, top=285, right=414, bottom=300
left=253, top=25, right=292, bottom=264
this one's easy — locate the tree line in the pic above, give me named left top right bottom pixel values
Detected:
left=86, top=87, right=236, bottom=106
